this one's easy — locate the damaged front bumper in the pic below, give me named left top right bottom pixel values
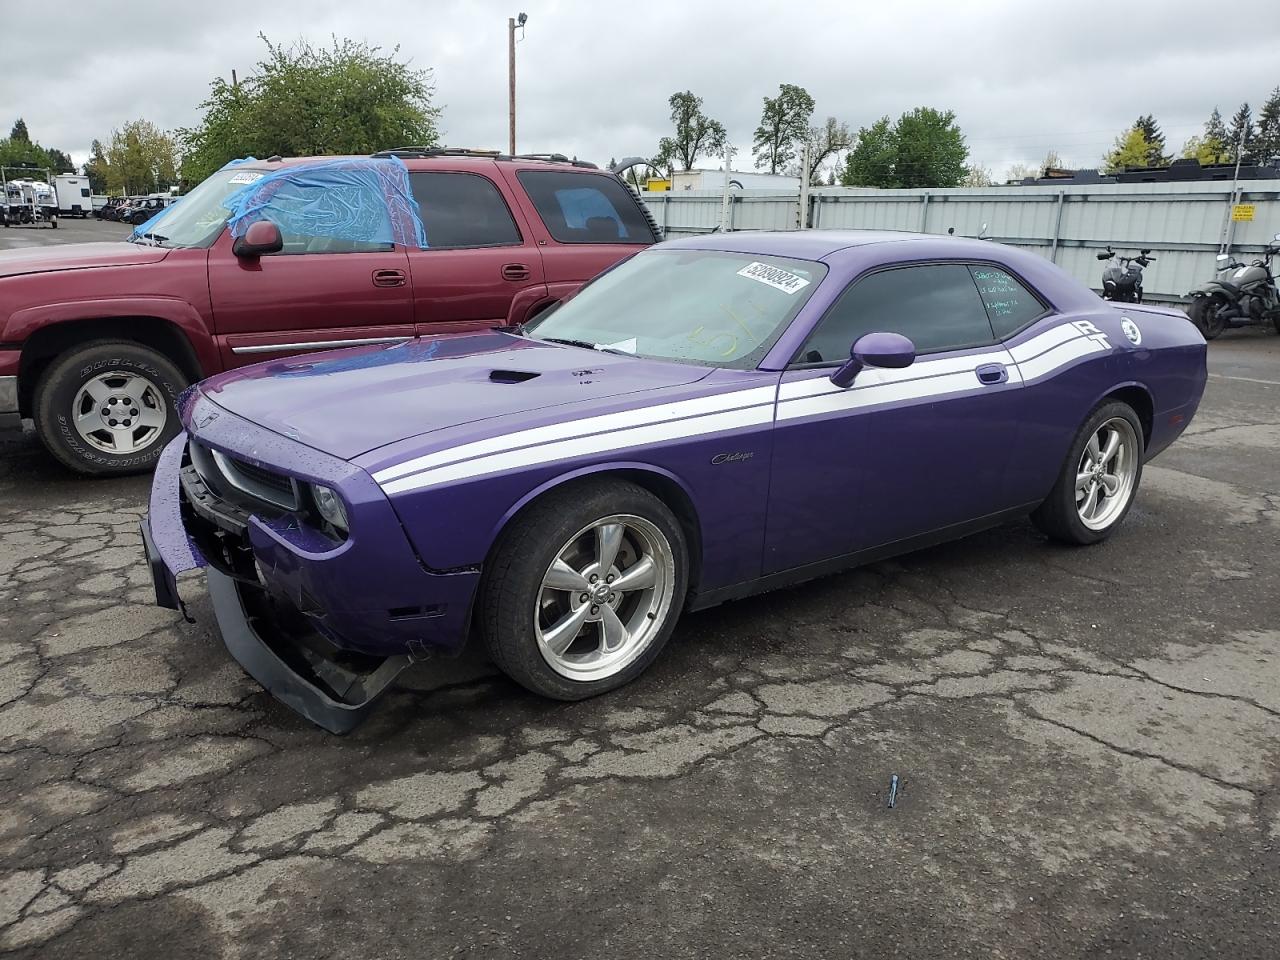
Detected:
left=141, top=423, right=480, bottom=734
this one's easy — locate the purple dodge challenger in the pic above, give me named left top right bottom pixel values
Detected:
left=141, top=231, right=1207, bottom=732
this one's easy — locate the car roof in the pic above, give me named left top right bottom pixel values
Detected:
left=659, top=229, right=950, bottom=260
left=237, top=154, right=603, bottom=176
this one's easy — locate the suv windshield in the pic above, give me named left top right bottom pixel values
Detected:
left=127, top=167, right=267, bottom=248
left=525, top=249, right=826, bottom=369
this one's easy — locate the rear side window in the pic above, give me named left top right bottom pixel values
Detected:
left=968, top=265, right=1048, bottom=337
left=800, top=263, right=995, bottom=362
left=408, top=172, right=522, bottom=249
left=516, top=170, right=655, bottom=244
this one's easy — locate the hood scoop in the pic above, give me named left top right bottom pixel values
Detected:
left=489, top=369, right=541, bottom=384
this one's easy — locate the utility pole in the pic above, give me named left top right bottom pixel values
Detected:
left=507, top=18, right=516, bottom=155
left=507, top=14, right=525, bottom=155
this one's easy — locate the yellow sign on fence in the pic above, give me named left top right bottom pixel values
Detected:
left=1232, top=204, right=1255, bottom=222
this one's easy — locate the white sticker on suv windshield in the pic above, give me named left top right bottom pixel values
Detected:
left=228, top=171, right=265, bottom=185
left=736, top=261, right=811, bottom=294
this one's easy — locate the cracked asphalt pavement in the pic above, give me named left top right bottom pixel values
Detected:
left=2, top=318, right=1278, bottom=957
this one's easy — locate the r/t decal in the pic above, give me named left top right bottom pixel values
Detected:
left=1071, top=320, right=1111, bottom=350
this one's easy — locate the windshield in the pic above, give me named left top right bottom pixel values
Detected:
left=127, top=167, right=267, bottom=248
left=525, top=249, right=826, bottom=369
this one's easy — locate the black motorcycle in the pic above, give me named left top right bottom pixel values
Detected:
left=1186, top=234, right=1280, bottom=340
left=1096, top=247, right=1154, bottom=303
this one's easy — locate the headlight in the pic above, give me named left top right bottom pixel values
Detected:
left=309, top=483, right=349, bottom=537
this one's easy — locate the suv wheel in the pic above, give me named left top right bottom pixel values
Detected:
left=34, top=340, right=187, bottom=476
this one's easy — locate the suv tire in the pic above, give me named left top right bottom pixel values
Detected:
left=34, top=340, right=187, bottom=476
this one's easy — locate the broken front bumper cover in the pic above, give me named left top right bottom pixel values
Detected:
left=140, top=434, right=411, bottom=734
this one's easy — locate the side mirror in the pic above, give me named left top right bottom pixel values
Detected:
left=830, top=332, right=916, bottom=388
left=1215, top=254, right=1231, bottom=263
left=233, top=220, right=283, bottom=258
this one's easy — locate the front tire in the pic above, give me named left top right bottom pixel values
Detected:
left=480, top=479, right=689, bottom=700
left=33, top=340, right=187, bottom=476
left=1032, top=401, right=1144, bottom=545
left=1187, top=295, right=1227, bottom=340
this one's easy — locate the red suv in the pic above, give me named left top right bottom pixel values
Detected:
left=0, top=149, right=659, bottom=475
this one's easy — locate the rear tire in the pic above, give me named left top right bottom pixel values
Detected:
left=1187, top=295, right=1226, bottom=340
left=33, top=340, right=187, bottom=476
left=1032, top=401, right=1144, bottom=546
left=480, top=479, right=689, bottom=700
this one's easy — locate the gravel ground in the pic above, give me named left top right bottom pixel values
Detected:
left=0, top=222, right=1277, bottom=957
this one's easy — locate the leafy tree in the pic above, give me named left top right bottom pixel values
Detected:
left=1102, top=124, right=1154, bottom=173
left=180, top=34, right=441, bottom=183
left=802, top=117, right=852, bottom=184
left=9, top=118, right=29, bottom=142
left=0, top=136, right=54, bottom=172
left=1180, top=134, right=1231, bottom=165
left=1227, top=102, right=1255, bottom=161
left=893, top=107, right=968, bottom=188
left=1134, top=115, right=1169, bottom=166
left=105, top=119, right=179, bottom=195
left=962, top=165, right=993, bottom=187
left=45, top=149, right=74, bottom=174
left=655, top=90, right=726, bottom=173
left=751, top=83, right=814, bottom=175
left=841, top=116, right=896, bottom=186
left=84, top=139, right=111, bottom=193
left=1257, top=87, right=1280, bottom=164
left=1003, top=162, right=1036, bottom=183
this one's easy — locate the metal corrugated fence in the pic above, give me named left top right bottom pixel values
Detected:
left=641, top=180, right=1280, bottom=304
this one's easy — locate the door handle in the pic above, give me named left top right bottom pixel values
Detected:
left=372, top=268, right=406, bottom=288
left=501, top=263, right=531, bottom=281
left=976, top=362, right=1008, bottom=385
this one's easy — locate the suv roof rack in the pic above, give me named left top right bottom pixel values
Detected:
left=372, top=146, right=598, bottom=169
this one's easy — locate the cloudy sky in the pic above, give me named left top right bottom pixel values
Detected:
left=5, top=0, right=1279, bottom=179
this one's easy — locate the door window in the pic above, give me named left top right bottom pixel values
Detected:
left=408, top=172, right=522, bottom=249
left=516, top=170, right=656, bottom=244
left=799, top=263, right=995, bottom=363
left=968, top=265, right=1048, bottom=337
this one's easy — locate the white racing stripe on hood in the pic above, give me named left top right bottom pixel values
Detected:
left=375, top=323, right=1109, bottom=496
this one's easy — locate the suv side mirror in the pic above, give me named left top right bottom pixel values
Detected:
left=233, top=220, right=283, bottom=258
left=830, top=332, right=916, bottom=388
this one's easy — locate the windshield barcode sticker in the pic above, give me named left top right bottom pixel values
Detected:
left=228, top=171, right=265, bottom=185
left=737, top=261, right=810, bottom=294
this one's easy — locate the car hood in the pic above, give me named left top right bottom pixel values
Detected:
left=196, top=332, right=714, bottom=461
left=0, top=241, right=170, bottom=279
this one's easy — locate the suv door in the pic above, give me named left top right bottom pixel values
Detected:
left=207, top=182, right=414, bottom=367
left=403, top=169, right=546, bottom=333
left=764, top=262, right=1022, bottom=573
left=504, top=168, right=656, bottom=307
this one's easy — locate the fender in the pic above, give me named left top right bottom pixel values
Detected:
left=5, top=296, right=220, bottom=374
left=1187, top=280, right=1238, bottom=298
left=486, top=460, right=703, bottom=556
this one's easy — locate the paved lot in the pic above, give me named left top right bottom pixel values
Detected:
left=0, top=217, right=131, bottom=251
left=1, top=224, right=1278, bottom=957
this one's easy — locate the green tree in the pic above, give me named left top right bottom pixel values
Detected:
left=180, top=35, right=441, bottom=183
left=962, top=165, right=993, bottom=187
left=1102, top=124, right=1154, bottom=173
left=1205, top=106, right=1229, bottom=145
left=893, top=107, right=968, bottom=188
left=0, top=136, right=51, bottom=171
left=751, top=83, right=814, bottom=175
left=1134, top=115, right=1169, bottom=166
left=1257, top=87, right=1280, bottom=164
left=9, top=118, right=29, bottom=142
left=1182, top=107, right=1232, bottom=164
left=841, top=116, right=897, bottom=186
left=45, top=149, right=74, bottom=174
left=1227, top=102, right=1255, bottom=161
left=655, top=90, right=726, bottom=173
left=84, top=139, right=110, bottom=193
left=105, top=119, right=180, bottom=195
left=801, top=116, right=852, bottom=185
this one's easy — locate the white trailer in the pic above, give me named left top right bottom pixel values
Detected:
left=54, top=174, right=91, bottom=217
left=1, top=170, right=58, bottom=229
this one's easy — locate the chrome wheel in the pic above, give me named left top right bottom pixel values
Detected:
left=534, top=514, right=676, bottom=682
left=72, top=371, right=168, bottom=454
left=1075, top=417, right=1139, bottom=531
